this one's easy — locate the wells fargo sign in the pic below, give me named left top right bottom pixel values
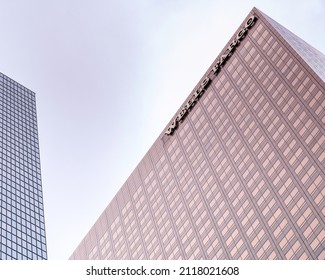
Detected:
left=165, top=15, right=257, bottom=136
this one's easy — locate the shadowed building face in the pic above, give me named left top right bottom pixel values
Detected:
left=0, top=73, right=47, bottom=260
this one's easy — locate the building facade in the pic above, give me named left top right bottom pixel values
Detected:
left=70, top=8, right=324, bottom=260
left=0, top=73, right=47, bottom=260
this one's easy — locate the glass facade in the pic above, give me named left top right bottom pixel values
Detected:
left=70, top=8, right=324, bottom=260
left=0, top=73, right=47, bottom=260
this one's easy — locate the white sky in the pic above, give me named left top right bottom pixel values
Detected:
left=0, top=0, right=324, bottom=259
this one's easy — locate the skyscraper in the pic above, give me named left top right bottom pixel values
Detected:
left=0, top=73, right=47, bottom=260
left=70, top=7, right=324, bottom=260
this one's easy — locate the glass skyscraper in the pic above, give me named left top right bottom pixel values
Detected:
left=0, top=73, right=47, bottom=260
left=70, top=8, right=324, bottom=260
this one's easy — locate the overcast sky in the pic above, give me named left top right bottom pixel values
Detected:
left=0, top=0, right=324, bottom=259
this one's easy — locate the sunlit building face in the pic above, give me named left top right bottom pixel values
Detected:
left=70, top=8, right=325, bottom=260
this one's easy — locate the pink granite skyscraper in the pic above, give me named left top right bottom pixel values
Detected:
left=70, top=7, right=324, bottom=260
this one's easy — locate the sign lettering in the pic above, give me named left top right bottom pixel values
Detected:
left=165, top=15, right=257, bottom=136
